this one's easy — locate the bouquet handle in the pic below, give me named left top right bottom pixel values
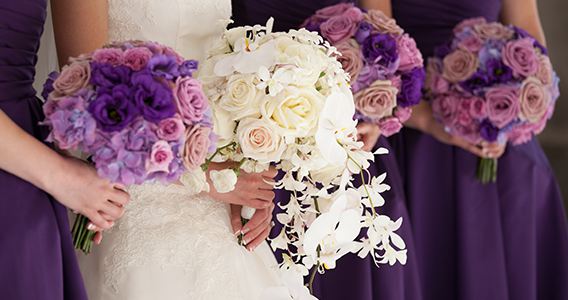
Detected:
left=71, top=214, right=96, bottom=254
left=477, top=157, right=498, bottom=184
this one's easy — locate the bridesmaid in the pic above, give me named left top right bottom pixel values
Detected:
left=232, top=1, right=423, bottom=299
left=390, top=0, right=568, bottom=299
left=0, top=1, right=128, bottom=298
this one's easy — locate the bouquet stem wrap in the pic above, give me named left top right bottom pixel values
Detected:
left=477, top=158, right=498, bottom=184
left=71, top=215, right=96, bottom=254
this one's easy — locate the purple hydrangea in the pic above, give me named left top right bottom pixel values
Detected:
left=362, top=33, right=399, bottom=67
left=132, top=72, right=177, bottom=122
left=46, top=97, right=97, bottom=149
left=88, top=84, right=138, bottom=132
left=398, top=68, right=425, bottom=107
left=42, top=71, right=59, bottom=100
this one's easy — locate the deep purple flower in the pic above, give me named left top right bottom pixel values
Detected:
left=90, top=63, right=132, bottom=89
left=398, top=68, right=425, bottom=107
left=479, top=119, right=500, bottom=142
left=132, top=72, right=176, bottom=122
left=434, top=41, right=453, bottom=58
left=513, top=26, right=548, bottom=55
left=485, top=57, right=513, bottom=84
left=88, top=84, right=138, bottom=132
left=42, top=71, right=59, bottom=100
left=355, top=21, right=372, bottom=44
left=178, top=60, right=199, bottom=77
left=303, top=20, right=322, bottom=32
left=460, top=71, right=491, bottom=94
left=147, top=54, right=179, bottom=80
left=362, top=33, right=399, bottom=66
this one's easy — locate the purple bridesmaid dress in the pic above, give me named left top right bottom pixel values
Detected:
left=390, top=1, right=568, bottom=299
left=232, top=2, right=423, bottom=299
left=0, top=1, right=87, bottom=299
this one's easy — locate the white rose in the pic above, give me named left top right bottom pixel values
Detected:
left=179, top=169, right=210, bottom=195
left=219, top=74, right=261, bottom=119
left=261, top=86, right=324, bottom=139
left=212, top=107, right=236, bottom=147
left=237, top=118, right=286, bottom=163
left=274, top=36, right=326, bottom=86
left=209, top=169, right=238, bottom=193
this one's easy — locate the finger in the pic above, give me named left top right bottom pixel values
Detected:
left=99, top=201, right=125, bottom=220
left=86, top=211, right=113, bottom=230
left=113, top=183, right=127, bottom=192
left=252, top=189, right=275, bottom=201
left=93, top=231, right=103, bottom=245
left=109, top=188, right=130, bottom=206
left=243, top=216, right=271, bottom=246
left=262, top=168, right=278, bottom=178
left=361, top=135, right=374, bottom=151
left=242, top=206, right=272, bottom=234
left=242, top=198, right=272, bottom=209
left=99, top=211, right=116, bottom=223
left=86, top=222, right=103, bottom=232
left=246, top=226, right=272, bottom=252
left=230, top=205, right=243, bottom=235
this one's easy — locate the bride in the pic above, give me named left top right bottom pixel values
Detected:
left=50, top=1, right=286, bottom=299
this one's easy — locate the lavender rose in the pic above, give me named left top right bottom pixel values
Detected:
left=132, top=72, right=177, bottom=122
left=378, top=117, right=403, bottom=137
left=123, top=47, right=153, bottom=71
left=354, top=80, right=398, bottom=120
left=174, top=77, right=209, bottom=125
left=157, top=115, right=185, bottom=141
left=336, top=40, right=364, bottom=82
left=442, top=49, right=479, bottom=83
left=457, top=34, right=484, bottom=53
left=88, top=84, right=138, bottom=132
left=183, top=125, right=211, bottom=170
left=536, top=55, right=553, bottom=86
left=485, top=86, right=520, bottom=128
left=502, top=38, right=539, bottom=77
left=363, top=10, right=403, bottom=35
left=519, top=77, right=550, bottom=122
left=394, top=106, right=412, bottom=123
left=397, top=34, right=424, bottom=72
left=313, top=3, right=355, bottom=22
left=474, top=22, right=514, bottom=40
left=53, top=62, right=91, bottom=97
left=454, top=17, right=487, bottom=34
left=92, top=48, right=124, bottom=66
left=320, top=9, right=362, bottom=44
left=469, top=96, right=487, bottom=119
left=431, top=92, right=460, bottom=126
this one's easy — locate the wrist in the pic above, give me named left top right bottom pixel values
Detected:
left=37, top=154, right=69, bottom=195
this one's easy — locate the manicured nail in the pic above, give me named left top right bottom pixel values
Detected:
left=234, top=230, right=241, bottom=236
left=241, top=227, right=250, bottom=235
left=87, top=223, right=96, bottom=231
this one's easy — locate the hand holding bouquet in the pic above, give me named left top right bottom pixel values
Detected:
left=427, top=18, right=559, bottom=183
left=42, top=41, right=215, bottom=253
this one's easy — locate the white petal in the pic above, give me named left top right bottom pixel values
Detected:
left=374, top=147, right=390, bottom=155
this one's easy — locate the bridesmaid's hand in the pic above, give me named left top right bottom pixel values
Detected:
left=47, top=157, right=129, bottom=230
left=357, top=122, right=381, bottom=152
left=206, top=162, right=277, bottom=209
left=230, top=202, right=275, bottom=252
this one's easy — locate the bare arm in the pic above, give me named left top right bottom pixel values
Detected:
left=501, top=0, right=546, bottom=46
left=51, top=0, right=108, bottom=66
left=359, top=0, right=392, bottom=17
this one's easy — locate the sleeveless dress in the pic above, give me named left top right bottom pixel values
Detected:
left=232, top=1, right=423, bottom=299
left=390, top=1, right=568, bottom=299
left=0, top=1, right=87, bottom=299
left=77, top=1, right=283, bottom=299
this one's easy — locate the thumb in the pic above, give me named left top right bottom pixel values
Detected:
left=230, top=205, right=243, bottom=235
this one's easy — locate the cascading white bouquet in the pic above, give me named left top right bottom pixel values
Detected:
left=200, top=19, right=406, bottom=296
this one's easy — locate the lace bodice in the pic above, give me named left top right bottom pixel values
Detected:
left=108, top=0, right=231, bottom=61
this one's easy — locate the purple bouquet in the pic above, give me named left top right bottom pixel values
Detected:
left=427, top=18, right=559, bottom=183
left=303, top=3, right=425, bottom=136
left=42, top=41, right=215, bottom=253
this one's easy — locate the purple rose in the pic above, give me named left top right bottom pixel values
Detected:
left=479, top=119, right=499, bottom=142
left=157, top=115, right=185, bottom=141
left=312, top=3, right=355, bottom=22
left=45, top=96, right=97, bottom=150
left=132, top=72, right=177, bottom=122
left=485, top=86, right=520, bottom=128
left=457, top=33, right=484, bottom=53
left=92, top=48, right=124, bottom=66
left=123, top=47, right=153, bottom=71
left=90, top=63, right=132, bottom=89
left=174, top=77, right=209, bottom=125
left=147, top=55, right=180, bottom=80
left=178, top=60, right=199, bottom=77
left=398, top=68, right=425, bottom=107
left=397, top=34, right=424, bottom=72
left=378, top=117, right=403, bottom=137
left=355, top=21, right=372, bottom=44
left=507, top=122, right=534, bottom=145
left=320, top=9, right=362, bottom=44
left=362, top=33, right=399, bottom=67
left=183, top=125, right=212, bottom=170
left=53, top=62, right=91, bottom=97
left=42, top=71, right=59, bottom=100
left=88, top=84, right=138, bottom=132
left=502, top=38, right=539, bottom=78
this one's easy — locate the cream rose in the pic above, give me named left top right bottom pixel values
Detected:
left=212, top=107, right=236, bottom=147
left=336, top=40, right=364, bottom=82
left=261, top=87, right=324, bottom=138
left=237, top=118, right=286, bottom=163
left=520, top=77, right=550, bottom=123
left=354, top=80, right=398, bottom=119
left=209, top=169, right=238, bottom=193
left=275, top=36, right=326, bottom=86
left=219, top=74, right=261, bottom=119
left=442, top=49, right=479, bottom=83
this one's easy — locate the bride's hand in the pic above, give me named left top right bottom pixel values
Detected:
left=230, top=203, right=275, bottom=252
left=206, top=163, right=277, bottom=209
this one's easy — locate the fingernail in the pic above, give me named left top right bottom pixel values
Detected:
left=241, top=227, right=250, bottom=235
left=109, top=221, right=115, bottom=228
left=87, top=223, right=96, bottom=231
left=234, top=230, right=241, bottom=236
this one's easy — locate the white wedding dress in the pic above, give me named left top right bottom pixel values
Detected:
left=78, top=1, right=284, bottom=299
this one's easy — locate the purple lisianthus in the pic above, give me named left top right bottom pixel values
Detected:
left=132, top=72, right=176, bottom=122
left=362, top=33, right=399, bottom=67
left=485, top=57, right=513, bottom=84
left=42, top=71, right=59, bottom=100
left=147, top=54, right=179, bottom=80
left=479, top=119, right=500, bottom=142
left=460, top=71, right=491, bottom=94
left=178, top=60, right=199, bottom=77
left=90, top=63, right=132, bottom=89
left=398, top=68, right=425, bottom=107
left=88, top=84, right=138, bottom=132
left=355, top=21, right=372, bottom=44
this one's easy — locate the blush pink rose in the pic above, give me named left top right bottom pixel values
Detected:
left=485, top=86, right=520, bottom=128
left=536, top=55, right=553, bottom=86
left=531, top=105, right=553, bottom=135
left=124, top=47, right=153, bottom=71
left=92, top=48, right=124, bottom=65
left=458, top=34, right=484, bottom=53
left=469, top=96, right=487, bottom=119
left=157, top=115, right=185, bottom=141
left=502, top=38, right=539, bottom=77
left=183, top=125, right=211, bottom=170
left=431, top=92, right=460, bottom=126
left=364, top=10, right=403, bottom=35
left=354, top=80, right=398, bottom=120
left=394, top=106, right=412, bottom=123
left=519, top=77, right=550, bottom=123
left=174, top=77, right=209, bottom=125
left=378, top=117, right=403, bottom=137
left=453, top=17, right=487, bottom=34
left=313, top=3, right=355, bottom=22
left=397, top=34, right=424, bottom=72
left=146, top=141, right=174, bottom=174
left=320, top=9, right=362, bottom=43
left=474, top=22, right=514, bottom=40
left=52, top=62, right=91, bottom=97
left=442, top=49, right=479, bottom=83
left=336, top=40, right=365, bottom=82
left=425, top=59, right=450, bottom=93
left=507, top=122, right=534, bottom=145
